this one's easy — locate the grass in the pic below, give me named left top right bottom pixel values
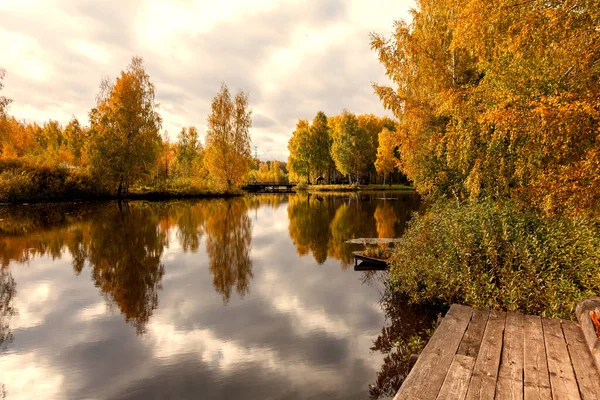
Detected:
left=132, top=179, right=243, bottom=199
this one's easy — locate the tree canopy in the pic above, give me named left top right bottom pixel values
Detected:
left=287, top=111, right=405, bottom=185
left=204, top=83, right=252, bottom=190
left=88, top=56, right=162, bottom=196
left=371, top=0, right=600, bottom=213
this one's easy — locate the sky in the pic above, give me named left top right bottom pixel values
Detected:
left=0, top=0, right=415, bottom=161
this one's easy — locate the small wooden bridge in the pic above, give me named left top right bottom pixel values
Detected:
left=242, top=182, right=296, bottom=193
left=395, top=300, right=600, bottom=399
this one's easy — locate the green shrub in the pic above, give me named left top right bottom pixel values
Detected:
left=389, top=200, right=600, bottom=319
left=295, top=182, right=308, bottom=191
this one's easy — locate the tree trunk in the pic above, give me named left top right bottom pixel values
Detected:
left=117, top=176, right=124, bottom=199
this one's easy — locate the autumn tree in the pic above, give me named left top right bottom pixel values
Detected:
left=331, top=110, right=369, bottom=184
left=176, top=126, right=203, bottom=177
left=357, top=114, right=383, bottom=182
left=63, top=117, right=86, bottom=165
left=88, top=57, right=162, bottom=197
left=372, top=0, right=600, bottom=213
left=375, top=128, right=398, bottom=185
left=158, top=131, right=175, bottom=179
left=39, top=120, right=63, bottom=152
left=308, top=111, right=334, bottom=181
left=287, top=119, right=311, bottom=183
left=204, top=83, right=252, bottom=190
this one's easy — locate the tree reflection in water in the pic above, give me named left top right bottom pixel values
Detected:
left=0, top=199, right=255, bottom=334
left=86, top=203, right=166, bottom=334
left=374, top=202, right=397, bottom=239
left=205, top=198, right=253, bottom=303
left=287, top=194, right=338, bottom=263
left=287, top=192, right=418, bottom=268
left=369, top=289, right=441, bottom=399
left=0, top=267, right=16, bottom=349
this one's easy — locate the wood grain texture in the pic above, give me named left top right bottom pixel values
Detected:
left=394, top=304, right=473, bottom=400
left=436, top=354, right=476, bottom=400
left=496, top=312, right=524, bottom=400
left=562, top=320, right=600, bottom=400
left=465, top=310, right=506, bottom=400
left=523, top=315, right=551, bottom=400
left=458, top=308, right=490, bottom=358
left=542, top=318, right=580, bottom=400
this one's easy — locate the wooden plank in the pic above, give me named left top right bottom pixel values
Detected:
left=542, top=318, right=580, bottom=400
left=465, top=310, right=506, bottom=400
left=561, top=320, right=600, bottom=399
left=523, top=315, right=551, bottom=400
left=458, top=308, right=490, bottom=358
left=394, top=304, right=473, bottom=400
left=436, top=354, right=476, bottom=400
left=496, top=312, right=525, bottom=400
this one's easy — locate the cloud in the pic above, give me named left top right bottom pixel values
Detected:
left=0, top=0, right=415, bottom=161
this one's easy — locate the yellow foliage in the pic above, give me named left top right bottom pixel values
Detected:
left=372, top=0, right=600, bottom=214
left=204, top=83, right=252, bottom=190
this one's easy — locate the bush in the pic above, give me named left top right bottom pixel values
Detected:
left=295, top=182, right=308, bottom=191
left=0, top=159, right=107, bottom=203
left=389, top=200, right=600, bottom=319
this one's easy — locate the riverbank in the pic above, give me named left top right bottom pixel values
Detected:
left=298, top=183, right=414, bottom=192
left=0, top=159, right=245, bottom=204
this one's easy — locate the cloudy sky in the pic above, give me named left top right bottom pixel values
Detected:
left=0, top=0, right=414, bottom=161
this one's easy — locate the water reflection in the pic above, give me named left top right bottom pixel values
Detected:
left=369, top=291, right=440, bottom=399
left=86, top=204, right=166, bottom=334
left=0, top=192, right=425, bottom=399
left=0, top=267, right=16, bottom=349
left=0, top=199, right=254, bottom=333
left=205, top=199, right=253, bottom=303
left=288, top=192, right=420, bottom=267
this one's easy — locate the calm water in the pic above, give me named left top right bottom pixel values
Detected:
left=0, top=192, right=436, bottom=400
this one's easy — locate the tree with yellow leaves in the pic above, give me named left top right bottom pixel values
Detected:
left=287, top=119, right=311, bottom=183
left=331, top=110, right=369, bottom=184
left=374, top=128, right=398, bottom=186
left=372, top=0, right=600, bottom=213
left=204, top=83, right=252, bottom=190
left=88, top=57, right=162, bottom=197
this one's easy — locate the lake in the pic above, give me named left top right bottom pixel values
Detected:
left=0, top=192, right=437, bottom=400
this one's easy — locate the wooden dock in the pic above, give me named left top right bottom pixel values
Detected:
left=353, top=251, right=389, bottom=270
left=394, top=304, right=600, bottom=399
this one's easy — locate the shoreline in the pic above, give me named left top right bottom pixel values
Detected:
left=1, top=185, right=416, bottom=205
left=0, top=189, right=245, bottom=206
left=303, top=184, right=414, bottom=193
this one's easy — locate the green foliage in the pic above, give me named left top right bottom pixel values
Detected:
left=331, top=110, right=370, bottom=183
left=176, top=126, right=203, bottom=177
left=389, top=200, right=600, bottom=319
